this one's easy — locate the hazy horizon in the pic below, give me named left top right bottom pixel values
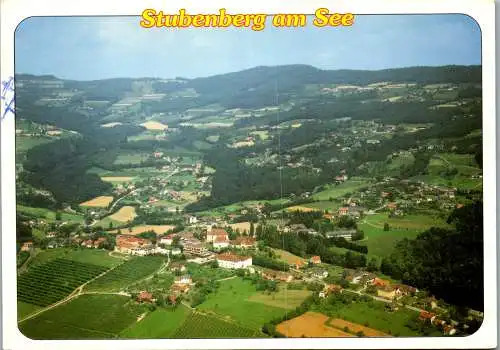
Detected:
left=15, top=14, right=481, bottom=81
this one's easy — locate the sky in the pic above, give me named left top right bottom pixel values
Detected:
left=14, top=14, right=481, bottom=80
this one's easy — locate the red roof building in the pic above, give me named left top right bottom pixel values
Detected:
left=338, top=207, right=349, bottom=216
left=206, top=228, right=229, bottom=243
left=310, top=256, right=321, bottom=264
left=137, top=291, right=153, bottom=303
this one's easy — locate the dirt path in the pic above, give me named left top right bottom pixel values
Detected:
left=215, top=275, right=237, bottom=282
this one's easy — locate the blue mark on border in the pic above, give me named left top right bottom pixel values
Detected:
left=1, top=76, right=15, bottom=119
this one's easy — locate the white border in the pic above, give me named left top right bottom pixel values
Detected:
left=1, top=0, right=496, bottom=349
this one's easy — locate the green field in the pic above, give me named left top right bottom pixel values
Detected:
left=121, top=306, right=191, bottom=338
left=17, top=301, right=41, bottom=321
left=113, top=152, right=150, bottom=165
left=28, top=248, right=123, bottom=269
left=19, top=294, right=146, bottom=339
left=312, top=180, right=371, bottom=201
left=16, top=136, right=55, bottom=155
left=247, top=288, right=312, bottom=310
left=197, top=278, right=287, bottom=330
left=316, top=297, right=436, bottom=336
left=17, top=205, right=84, bottom=223
left=18, top=259, right=109, bottom=307
left=172, top=312, right=259, bottom=338
left=84, top=256, right=165, bottom=292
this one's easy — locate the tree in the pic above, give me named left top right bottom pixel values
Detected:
left=55, top=212, right=62, bottom=221
left=250, top=222, right=255, bottom=236
left=367, top=257, right=379, bottom=272
left=383, top=223, right=390, bottom=231
left=109, top=222, right=113, bottom=229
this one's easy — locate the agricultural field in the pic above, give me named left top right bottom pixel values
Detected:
left=327, top=318, right=390, bottom=336
left=186, top=263, right=234, bottom=283
left=17, top=301, right=41, bottom=321
left=228, top=222, right=252, bottom=233
left=101, top=176, right=135, bottom=183
left=18, top=258, right=109, bottom=307
left=120, top=306, right=191, bottom=338
left=113, top=152, right=150, bottom=165
left=318, top=298, right=430, bottom=336
left=84, top=256, right=165, bottom=292
left=277, top=312, right=354, bottom=337
left=312, top=179, right=371, bottom=201
left=109, top=206, right=137, bottom=222
left=79, top=196, right=114, bottom=208
left=16, top=205, right=84, bottom=223
left=197, top=278, right=287, bottom=330
left=271, top=248, right=307, bottom=265
left=27, top=248, right=123, bottom=269
left=172, top=312, right=259, bottom=338
left=247, top=288, right=312, bottom=310
left=109, top=224, right=176, bottom=235
left=19, top=294, right=146, bottom=339
left=141, top=121, right=168, bottom=130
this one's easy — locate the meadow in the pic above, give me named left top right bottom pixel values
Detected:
left=109, top=224, right=176, bottom=236
left=79, top=196, right=114, bottom=208
left=16, top=205, right=84, bottom=223
left=84, top=256, right=165, bottom=292
left=247, top=288, right=312, bottom=310
left=197, top=278, right=287, bottom=330
left=19, top=295, right=146, bottom=339
left=312, top=179, right=371, bottom=201
left=120, top=305, right=191, bottom=338
left=271, top=248, right=307, bottom=265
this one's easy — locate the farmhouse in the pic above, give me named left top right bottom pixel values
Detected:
left=174, top=275, right=192, bottom=285
left=310, top=268, right=328, bottom=279
left=319, top=284, right=343, bottom=298
left=230, top=236, right=256, bottom=249
left=171, top=248, right=182, bottom=255
left=115, top=235, right=154, bottom=255
left=377, top=286, right=397, bottom=300
left=338, top=207, right=349, bottom=216
left=310, top=256, right=321, bottom=264
left=170, top=263, right=187, bottom=273
left=137, top=291, right=153, bottom=303
left=187, top=215, right=198, bottom=224
left=217, top=253, right=252, bottom=269
left=171, top=283, right=191, bottom=294
left=206, top=228, right=229, bottom=243
left=262, top=270, right=294, bottom=283
left=294, top=260, right=306, bottom=269
left=159, top=234, right=175, bottom=245
left=213, top=236, right=230, bottom=249
left=20, top=241, right=33, bottom=252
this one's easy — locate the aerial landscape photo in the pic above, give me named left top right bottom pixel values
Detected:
left=14, top=14, right=483, bottom=339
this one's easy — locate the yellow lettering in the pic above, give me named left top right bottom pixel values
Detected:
left=140, top=9, right=157, bottom=28
left=313, top=8, right=330, bottom=27
left=252, top=14, right=267, bottom=31
left=342, top=13, right=355, bottom=26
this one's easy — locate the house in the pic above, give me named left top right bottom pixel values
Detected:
left=170, top=263, right=187, bottom=273
left=310, top=256, right=321, bottom=264
left=213, top=236, right=230, bottom=249
left=206, top=228, right=229, bottom=243
left=262, top=270, right=294, bottom=283
left=311, top=268, right=328, bottom=279
left=443, top=325, right=457, bottom=335
left=371, top=278, right=391, bottom=288
left=154, top=246, right=169, bottom=255
left=392, top=284, right=418, bottom=296
left=137, top=291, right=153, bottom=303
left=294, top=260, right=306, bottom=269
left=174, top=275, right=192, bottom=285
left=216, top=253, right=252, bottom=269
left=167, top=294, right=178, bottom=305
left=171, top=283, right=191, bottom=294
left=338, top=207, right=349, bottom=216
left=387, top=202, right=398, bottom=210
left=187, top=215, right=198, bottom=224
left=93, top=237, right=106, bottom=248
left=46, top=232, right=57, bottom=238
left=377, top=286, right=397, bottom=300
left=171, top=248, right=182, bottom=255
left=115, top=235, right=154, bottom=255
left=323, top=213, right=333, bottom=221
left=183, top=240, right=209, bottom=257
left=82, top=239, right=93, bottom=248
left=319, top=284, right=343, bottom=298
left=230, top=236, right=256, bottom=249
left=159, top=234, right=175, bottom=245
left=20, top=241, right=33, bottom=252
left=419, top=311, right=436, bottom=322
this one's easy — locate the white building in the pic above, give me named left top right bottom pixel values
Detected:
left=187, top=216, right=198, bottom=224
left=171, top=248, right=182, bottom=256
left=159, top=234, right=175, bottom=245
left=217, top=253, right=252, bottom=269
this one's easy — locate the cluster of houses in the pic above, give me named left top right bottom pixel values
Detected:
left=419, top=311, right=458, bottom=335
left=114, top=235, right=170, bottom=256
